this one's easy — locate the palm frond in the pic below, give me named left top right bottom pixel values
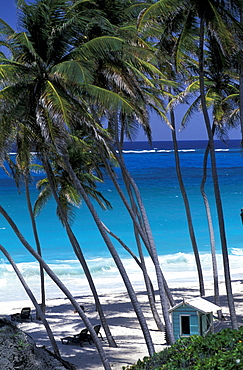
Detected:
left=84, top=84, right=134, bottom=113
left=51, top=60, right=95, bottom=84
left=137, top=0, right=184, bottom=31
left=42, top=80, right=72, bottom=124
left=0, top=18, right=15, bottom=37
left=76, top=36, right=125, bottom=60
left=180, top=96, right=201, bottom=129
left=34, top=184, right=53, bottom=217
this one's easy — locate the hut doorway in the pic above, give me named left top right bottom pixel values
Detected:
left=181, top=315, right=190, bottom=335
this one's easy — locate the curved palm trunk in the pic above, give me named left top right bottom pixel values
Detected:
left=127, top=172, right=174, bottom=344
left=199, top=16, right=238, bottom=329
left=62, top=154, right=155, bottom=356
left=123, top=161, right=168, bottom=331
left=104, top=147, right=174, bottom=307
left=0, top=244, right=59, bottom=356
left=170, top=108, right=205, bottom=296
left=43, top=158, right=117, bottom=348
left=200, top=137, right=220, bottom=306
left=0, top=205, right=112, bottom=370
left=25, top=175, right=46, bottom=315
left=102, top=222, right=164, bottom=330
left=101, top=148, right=175, bottom=339
left=134, top=223, right=164, bottom=331
left=101, top=149, right=164, bottom=330
left=107, top=146, right=174, bottom=342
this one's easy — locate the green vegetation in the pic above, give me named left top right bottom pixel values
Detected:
left=124, top=327, right=243, bottom=369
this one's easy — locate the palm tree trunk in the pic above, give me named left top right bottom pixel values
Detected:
left=127, top=171, right=174, bottom=344
left=0, top=205, right=112, bottom=370
left=102, top=146, right=174, bottom=342
left=25, top=175, right=46, bottom=315
left=199, top=16, right=238, bottom=329
left=105, top=147, right=174, bottom=307
left=43, top=157, right=117, bottom=348
left=0, top=244, right=59, bottom=356
left=200, top=136, right=220, bottom=306
left=62, top=154, right=155, bottom=356
left=170, top=108, right=205, bottom=296
left=99, top=151, right=164, bottom=330
left=102, top=222, right=164, bottom=330
left=134, top=225, right=165, bottom=331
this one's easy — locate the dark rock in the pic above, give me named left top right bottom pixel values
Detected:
left=0, top=319, right=76, bottom=370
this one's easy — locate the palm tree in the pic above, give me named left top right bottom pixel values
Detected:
left=65, top=0, right=175, bottom=342
left=139, top=0, right=239, bottom=329
left=0, top=244, right=59, bottom=356
left=147, top=22, right=205, bottom=296
left=0, top=204, right=112, bottom=370
left=198, top=11, right=238, bottom=330
left=60, top=150, right=156, bottom=355
left=1, top=134, right=46, bottom=315
left=33, top=143, right=117, bottom=347
left=186, top=37, right=239, bottom=306
left=0, top=0, right=155, bottom=355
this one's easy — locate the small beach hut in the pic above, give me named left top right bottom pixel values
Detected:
left=169, top=297, right=221, bottom=340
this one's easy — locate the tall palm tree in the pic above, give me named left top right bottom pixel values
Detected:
left=60, top=149, right=155, bottom=355
left=68, top=0, right=176, bottom=342
left=33, top=143, right=117, bottom=347
left=168, top=33, right=239, bottom=307
left=1, top=133, right=47, bottom=315
left=198, top=11, right=238, bottom=330
left=139, top=0, right=239, bottom=329
left=0, top=205, right=112, bottom=370
left=146, top=20, right=205, bottom=296
left=0, top=0, right=156, bottom=355
left=183, top=36, right=239, bottom=306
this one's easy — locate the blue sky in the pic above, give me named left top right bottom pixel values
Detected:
left=0, top=0, right=241, bottom=142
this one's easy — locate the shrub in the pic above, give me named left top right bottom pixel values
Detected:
left=123, top=327, right=243, bottom=369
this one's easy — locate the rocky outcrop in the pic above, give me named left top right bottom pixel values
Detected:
left=0, top=319, right=76, bottom=370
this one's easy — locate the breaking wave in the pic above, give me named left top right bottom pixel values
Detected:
left=1, top=251, right=242, bottom=302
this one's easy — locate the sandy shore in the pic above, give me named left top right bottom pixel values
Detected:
left=1, top=280, right=243, bottom=370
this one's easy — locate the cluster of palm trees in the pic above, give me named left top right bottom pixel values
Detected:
left=0, top=1, right=242, bottom=369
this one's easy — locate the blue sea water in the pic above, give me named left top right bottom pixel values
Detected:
left=0, top=140, right=243, bottom=302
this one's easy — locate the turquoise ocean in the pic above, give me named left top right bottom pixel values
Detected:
left=0, top=140, right=243, bottom=302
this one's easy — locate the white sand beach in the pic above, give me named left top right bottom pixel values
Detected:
left=1, top=280, right=243, bottom=370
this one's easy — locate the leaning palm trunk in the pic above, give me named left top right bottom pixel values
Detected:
left=134, top=225, right=165, bottom=331
left=102, top=222, right=164, bottom=331
left=99, top=151, right=164, bottom=330
left=126, top=170, right=174, bottom=344
left=106, top=147, right=174, bottom=344
left=0, top=205, right=112, bottom=370
left=102, top=221, right=156, bottom=300
left=62, top=154, right=155, bottom=356
left=199, top=17, right=238, bottom=329
left=103, top=148, right=174, bottom=307
left=25, top=175, right=46, bottom=314
left=200, top=137, right=220, bottom=306
left=43, top=158, right=117, bottom=348
left=0, top=244, right=59, bottom=356
left=170, top=108, right=205, bottom=296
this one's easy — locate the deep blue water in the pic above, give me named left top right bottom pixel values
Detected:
left=0, top=140, right=243, bottom=301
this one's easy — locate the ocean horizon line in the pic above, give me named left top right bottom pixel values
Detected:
left=123, top=139, right=241, bottom=150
